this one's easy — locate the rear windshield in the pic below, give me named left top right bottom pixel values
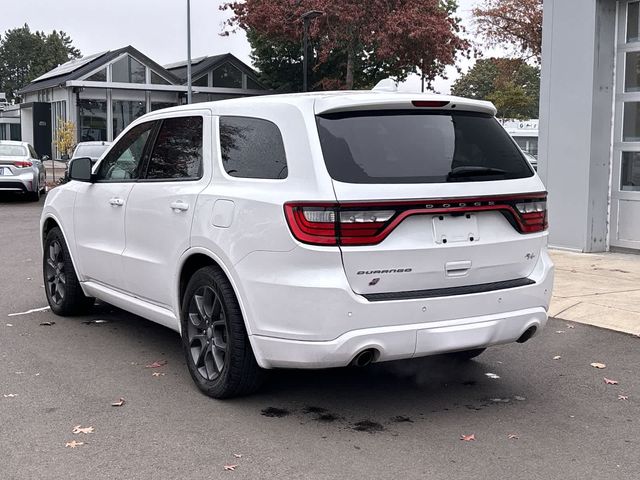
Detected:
left=0, top=145, right=27, bottom=157
left=74, top=144, right=110, bottom=159
left=316, top=110, right=533, bottom=183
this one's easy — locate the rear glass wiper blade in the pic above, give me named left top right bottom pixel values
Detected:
left=447, top=166, right=507, bottom=179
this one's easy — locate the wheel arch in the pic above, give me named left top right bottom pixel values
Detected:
left=176, top=248, right=254, bottom=337
left=41, top=213, right=88, bottom=292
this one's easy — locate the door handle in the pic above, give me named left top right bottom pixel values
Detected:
left=109, top=197, right=125, bottom=207
left=170, top=200, right=190, bottom=212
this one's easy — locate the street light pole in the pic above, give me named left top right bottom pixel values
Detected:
left=187, top=0, right=193, bottom=104
left=301, top=10, right=324, bottom=93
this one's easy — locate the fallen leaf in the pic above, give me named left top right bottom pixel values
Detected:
left=507, top=433, right=519, bottom=439
left=3, top=394, right=18, bottom=398
left=566, top=324, right=575, bottom=329
left=152, top=372, right=165, bottom=377
left=223, top=465, right=238, bottom=471
left=65, top=440, right=84, bottom=448
left=514, top=395, right=526, bottom=401
left=72, top=425, right=94, bottom=434
left=233, top=454, right=243, bottom=458
left=604, top=378, right=619, bottom=385
left=39, top=321, right=55, bottom=326
left=590, top=362, right=606, bottom=369
left=553, top=355, right=562, bottom=360
left=618, top=394, right=629, bottom=400
left=145, top=360, right=167, bottom=368
left=111, top=398, right=125, bottom=407
left=460, top=434, right=476, bottom=442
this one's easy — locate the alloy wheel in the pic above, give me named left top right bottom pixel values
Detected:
left=45, top=240, right=65, bottom=305
left=187, top=286, right=228, bottom=380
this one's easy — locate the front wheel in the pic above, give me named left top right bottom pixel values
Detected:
left=43, top=227, right=94, bottom=315
left=181, top=266, right=264, bottom=398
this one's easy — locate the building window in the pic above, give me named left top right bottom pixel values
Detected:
left=145, top=116, right=203, bottom=180
left=213, top=63, right=242, bottom=88
left=193, top=75, right=209, bottom=87
left=623, top=102, right=640, bottom=141
left=78, top=99, right=108, bottom=142
left=87, top=68, right=107, bottom=82
left=112, top=100, right=146, bottom=138
left=111, top=56, right=146, bottom=84
left=151, top=102, right=178, bottom=112
left=219, top=116, right=288, bottom=179
left=246, top=77, right=263, bottom=90
left=622, top=152, right=640, bottom=191
left=151, top=71, right=170, bottom=85
left=629, top=2, right=640, bottom=43
left=625, top=52, right=640, bottom=92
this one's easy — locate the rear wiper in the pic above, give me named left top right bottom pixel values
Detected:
left=447, top=166, right=507, bottom=180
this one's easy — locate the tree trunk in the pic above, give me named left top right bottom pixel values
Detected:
left=346, top=48, right=354, bottom=90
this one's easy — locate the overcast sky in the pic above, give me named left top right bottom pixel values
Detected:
left=3, top=0, right=488, bottom=94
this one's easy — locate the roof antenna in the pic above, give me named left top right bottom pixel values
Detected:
left=372, top=78, right=398, bottom=92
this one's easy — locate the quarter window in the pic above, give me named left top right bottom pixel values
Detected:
left=145, top=116, right=203, bottom=180
left=97, top=122, right=155, bottom=181
left=219, top=116, right=288, bottom=179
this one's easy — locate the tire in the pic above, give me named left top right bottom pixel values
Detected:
left=27, top=183, right=40, bottom=202
left=181, top=266, right=264, bottom=398
left=448, top=348, right=486, bottom=361
left=43, top=227, right=94, bottom=316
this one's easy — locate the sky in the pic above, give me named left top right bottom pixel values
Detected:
left=3, top=0, right=490, bottom=94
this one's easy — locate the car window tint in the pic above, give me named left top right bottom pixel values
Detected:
left=97, top=122, right=155, bottom=181
left=145, top=116, right=203, bottom=180
left=316, top=111, right=533, bottom=184
left=219, top=116, right=287, bottom=179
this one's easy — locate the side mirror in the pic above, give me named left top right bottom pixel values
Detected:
left=42, top=155, right=50, bottom=161
left=69, top=157, right=93, bottom=182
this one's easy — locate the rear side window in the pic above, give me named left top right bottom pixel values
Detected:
left=316, top=111, right=533, bottom=183
left=145, top=116, right=203, bottom=180
left=219, top=116, right=287, bottom=179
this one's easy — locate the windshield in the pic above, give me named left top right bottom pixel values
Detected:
left=73, top=144, right=110, bottom=159
left=0, top=145, right=27, bottom=157
left=316, top=110, right=533, bottom=184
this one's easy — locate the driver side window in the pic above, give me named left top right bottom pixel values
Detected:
left=97, top=122, right=155, bottom=181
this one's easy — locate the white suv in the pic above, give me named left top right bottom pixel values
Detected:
left=41, top=93, right=554, bottom=398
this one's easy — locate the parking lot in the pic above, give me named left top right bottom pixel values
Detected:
left=1, top=194, right=639, bottom=480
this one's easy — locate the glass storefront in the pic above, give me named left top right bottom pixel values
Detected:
left=112, top=100, right=146, bottom=138
left=78, top=99, right=108, bottom=142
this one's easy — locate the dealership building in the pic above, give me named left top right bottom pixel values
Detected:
left=540, top=0, right=640, bottom=252
left=0, top=45, right=267, bottom=158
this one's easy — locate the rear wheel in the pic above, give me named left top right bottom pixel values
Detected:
left=181, top=266, right=264, bottom=398
left=43, top=227, right=94, bottom=315
left=27, top=182, right=40, bottom=202
left=448, top=348, right=486, bottom=361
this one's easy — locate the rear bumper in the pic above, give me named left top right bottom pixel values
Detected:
left=0, top=171, right=36, bottom=193
left=236, top=247, right=554, bottom=369
left=251, top=307, right=547, bottom=368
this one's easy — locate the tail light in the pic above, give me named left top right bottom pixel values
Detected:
left=285, top=193, right=547, bottom=246
left=14, top=161, right=32, bottom=168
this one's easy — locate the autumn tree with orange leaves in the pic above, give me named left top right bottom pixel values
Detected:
left=473, top=0, right=543, bottom=62
left=222, top=0, right=469, bottom=90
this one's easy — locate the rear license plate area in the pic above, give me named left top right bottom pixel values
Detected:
left=432, top=214, right=478, bottom=244
left=0, top=167, right=11, bottom=176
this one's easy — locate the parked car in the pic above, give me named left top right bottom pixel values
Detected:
left=64, top=141, right=112, bottom=182
left=40, top=93, right=554, bottom=398
left=0, top=140, right=47, bottom=201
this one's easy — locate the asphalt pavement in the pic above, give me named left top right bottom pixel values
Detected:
left=1, top=193, right=639, bottom=480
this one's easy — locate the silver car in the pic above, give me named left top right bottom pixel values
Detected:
left=0, top=141, right=47, bottom=201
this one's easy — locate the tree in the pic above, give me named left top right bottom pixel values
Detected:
left=0, top=24, right=81, bottom=101
left=473, top=0, right=543, bottom=62
left=222, top=0, right=469, bottom=90
left=451, top=57, right=540, bottom=119
left=54, top=119, right=76, bottom=159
